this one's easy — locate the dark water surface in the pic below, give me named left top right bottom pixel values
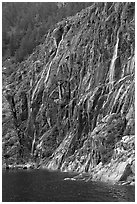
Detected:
left=2, top=169, right=135, bottom=202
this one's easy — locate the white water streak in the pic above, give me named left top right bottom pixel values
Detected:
left=109, top=33, right=119, bottom=89
left=44, top=40, right=63, bottom=85
left=31, top=66, right=47, bottom=101
left=110, top=84, right=124, bottom=113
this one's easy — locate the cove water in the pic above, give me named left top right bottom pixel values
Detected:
left=2, top=169, right=135, bottom=202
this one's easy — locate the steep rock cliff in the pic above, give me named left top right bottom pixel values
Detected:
left=3, top=2, right=135, bottom=184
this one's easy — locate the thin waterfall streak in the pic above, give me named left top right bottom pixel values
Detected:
left=32, top=56, right=54, bottom=101
left=44, top=41, right=62, bottom=86
left=110, top=84, right=124, bottom=113
left=44, top=60, right=53, bottom=84
left=31, top=67, right=46, bottom=101
left=31, top=130, right=36, bottom=156
left=109, top=34, right=119, bottom=89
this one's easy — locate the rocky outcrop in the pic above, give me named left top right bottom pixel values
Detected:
left=89, top=135, right=135, bottom=185
left=2, top=2, right=135, bottom=185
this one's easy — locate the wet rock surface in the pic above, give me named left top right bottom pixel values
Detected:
left=2, top=3, right=135, bottom=185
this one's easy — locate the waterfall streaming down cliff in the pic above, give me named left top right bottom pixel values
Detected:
left=109, top=31, right=119, bottom=90
left=3, top=2, right=135, bottom=185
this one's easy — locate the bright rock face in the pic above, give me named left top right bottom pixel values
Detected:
left=3, top=2, right=135, bottom=184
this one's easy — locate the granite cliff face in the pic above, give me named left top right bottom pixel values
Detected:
left=3, top=2, right=135, bottom=184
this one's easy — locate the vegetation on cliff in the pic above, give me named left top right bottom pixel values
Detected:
left=2, top=2, right=93, bottom=62
left=2, top=2, right=135, bottom=185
